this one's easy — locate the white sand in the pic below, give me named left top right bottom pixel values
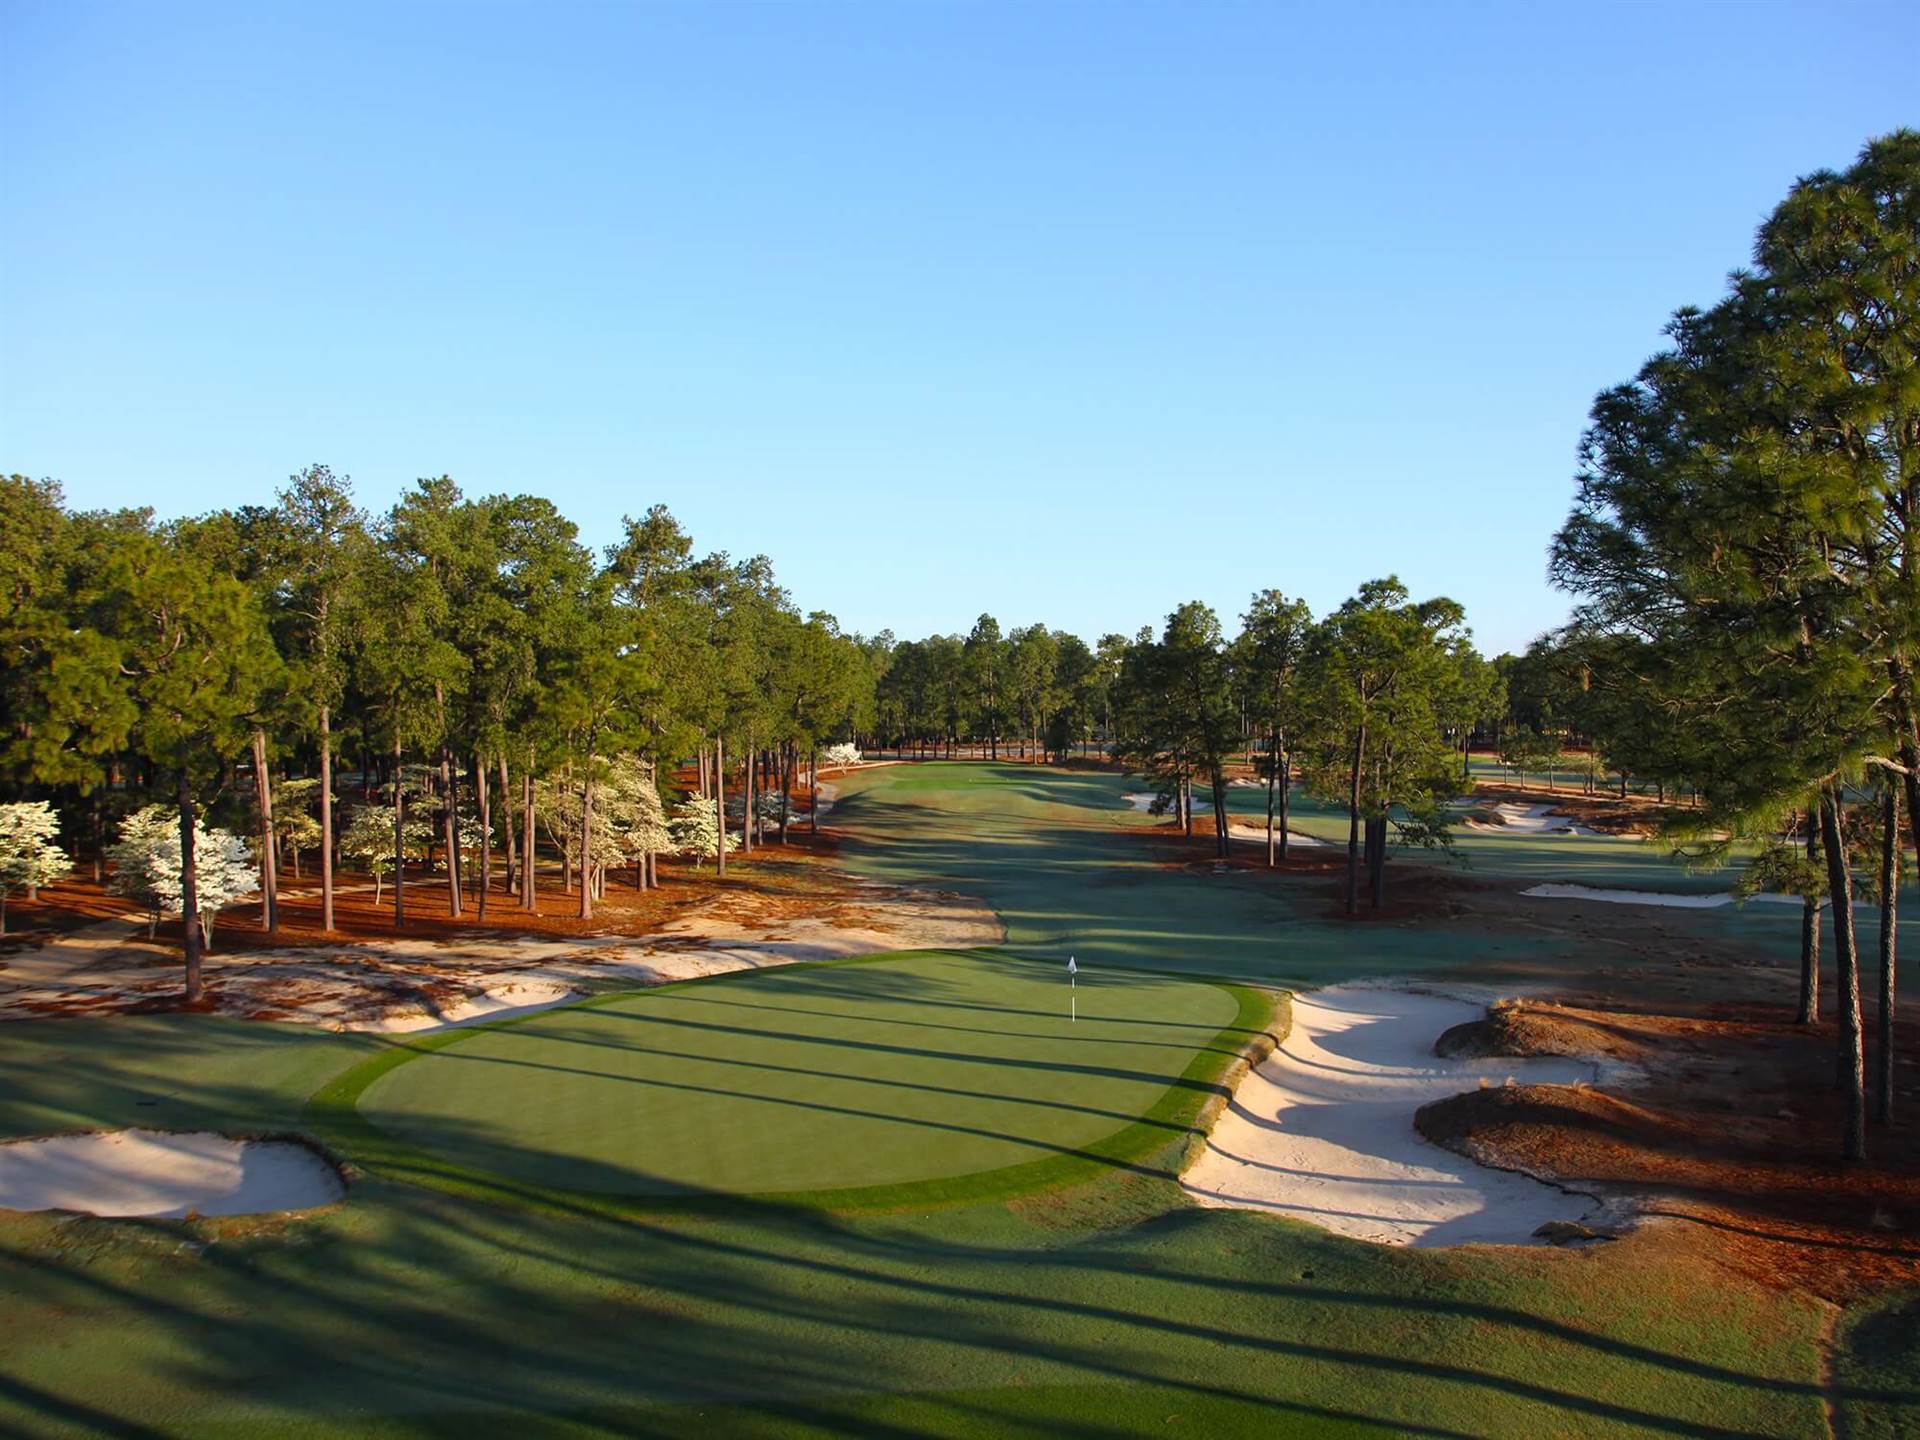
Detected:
left=1521, top=883, right=1843, bottom=911
left=342, top=979, right=581, bottom=1033
left=1523, top=883, right=1733, bottom=910
left=1465, top=802, right=1594, bottom=837
left=1226, top=821, right=1326, bottom=850
left=1183, top=985, right=1598, bottom=1246
left=1124, top=792, right=1326, bottom=848
left=0, top=1129, right=345, bottom=1218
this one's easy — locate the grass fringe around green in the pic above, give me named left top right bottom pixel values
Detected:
left=302, top=947, right=1288, bottom=1219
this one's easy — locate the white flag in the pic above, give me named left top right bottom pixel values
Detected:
left=1067, top=956, right=1077, bottom=975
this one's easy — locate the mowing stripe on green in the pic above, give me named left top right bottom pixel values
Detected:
left=312, top=949, right=1280, bottom=1214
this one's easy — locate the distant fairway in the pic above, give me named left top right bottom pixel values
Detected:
left=352, top=950, right=1259, bottom=1202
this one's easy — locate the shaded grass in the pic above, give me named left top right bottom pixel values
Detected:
left=830, top=762, right=1920, bottom=996
left=316, top=949, right=1282, bottom=1214
left=0, top=1167, right=1844, bottom=1437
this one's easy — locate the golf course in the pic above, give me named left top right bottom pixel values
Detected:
left=5, top=21, right=1919, bottom=1437
left=3, top=762, right=1914, bottom=1437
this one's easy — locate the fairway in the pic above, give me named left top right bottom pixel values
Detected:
left=355, top=950, right=1255, bottom=1200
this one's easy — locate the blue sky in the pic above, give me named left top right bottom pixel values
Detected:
left=3, top=2, right=1913, bottom=655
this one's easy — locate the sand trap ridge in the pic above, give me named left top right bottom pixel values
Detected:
left=1183, top=985, right=1598, bottom=1246
left=0, top=1129, right=346, bottom=1218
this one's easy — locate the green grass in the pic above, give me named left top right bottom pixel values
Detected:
left=828, top=762, right=1920, bottom=997
left=328, top=951, right=1275, bottom=1211
left=1, top=762, right=1912, bottom=1436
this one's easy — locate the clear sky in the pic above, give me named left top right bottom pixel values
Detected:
left=3, top=2, right=1913, bottom=655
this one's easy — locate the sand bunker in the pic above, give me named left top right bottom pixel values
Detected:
left=0, top=1129, right=345, bottom=1218
left=1226, top=820, right=1325, bottom=850
left=342, top=979, right=580, bottom=1033
left=1183, top=986, right=1598, bottom=1246
left=1122, top=793, right=1325, bottom=848
left=1465, top=802, right=1594, bottom=837
left=1524, top=883, right=1734, bottom=909
left=1522, top=883, right=1839, bottom=911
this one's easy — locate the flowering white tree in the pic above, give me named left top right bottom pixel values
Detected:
left=0, top=801, right=71, bottom=935
left=537, top=757, right=675, bottom=896
left=265, top=777, right=324, bottom=878
left=107, top=806, right=177, bottom=937
left=340, top=803, right=433, bottom=905
left=598, top=759, right=673, bottom=891
left=670, top=797, right=736, bottom=870
left=819, top=742, right=861, bottom=772
left=107, top=805, right=259, bottom=948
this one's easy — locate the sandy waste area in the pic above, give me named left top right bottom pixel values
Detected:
left=1184, top=985, right=1600, bottom=1246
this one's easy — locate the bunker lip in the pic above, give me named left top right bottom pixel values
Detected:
left=1182, top=983, right=1603, bottom=1247
left=333, top=978, right=582, bottom=1033
left=0, top=1127, right=348, bottom=1219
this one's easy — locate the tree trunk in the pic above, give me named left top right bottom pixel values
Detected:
left=1878, top=781, right=1899, bottom=1124
left=498, top=755, right=517, bottom=896
left=810, top=744, right=820, bottom=838
left=393, top=740, right=406, bottom=929
left=1889, top=654, right=1920, bottom=861
left=715, top=734, right=727, bottom=877
left=474, top=753, right=490, bottom=922
left=522, top=768, right=537, bottom=913
left=743, top=744, right=755, bottom=854
left=251, top=726, right=277, bottom=933
left=178, top=770, right=203, bottom=1002
left=1277, top=745, right=1291, bottom=862
left=1820, top=790, right=1867, bottom=1162
left=1264, top=733, right=1277, bottom=869
left=578, top=763, right=594, bottom=921
left=439, top=740, right=461, bottom=918
left=1799, top=811, right=1821, bottom=1025
left=1368, top=816, right=1388, bottom=909
left=779, top=744, right=792, bottom=841
left=1346, top=722, right=1367, bottom=917
left=1211, top=764, right=1230, bottom=858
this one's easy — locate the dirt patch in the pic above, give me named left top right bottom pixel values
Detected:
left=1435, top=999, right=1653, bottom=1066
left=1414, top=1001, right=1920, bottom=1302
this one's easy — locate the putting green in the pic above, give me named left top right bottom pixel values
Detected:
left=351, top=950, right=1262, bottom=1203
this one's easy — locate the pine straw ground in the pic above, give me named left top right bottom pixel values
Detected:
left=1419, top=999, right=1920, bottom=1304
left=0, top=821, right=1002, bottom=1026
